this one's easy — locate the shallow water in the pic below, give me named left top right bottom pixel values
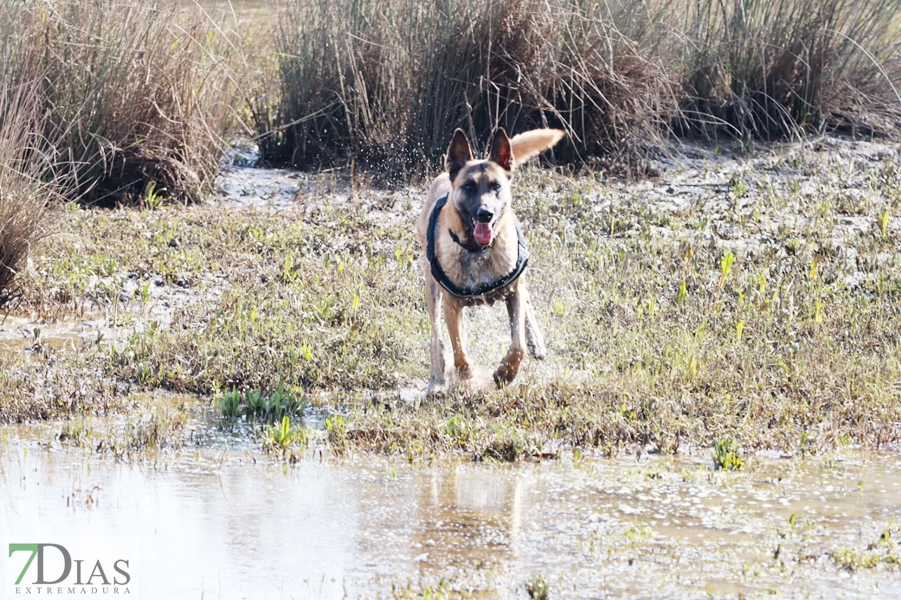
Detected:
left=1, top=415, right=900, bottom=599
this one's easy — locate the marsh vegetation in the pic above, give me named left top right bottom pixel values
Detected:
left=3, top=138, right=899, bottom=462
left=0, top=0, right=897, bottom=472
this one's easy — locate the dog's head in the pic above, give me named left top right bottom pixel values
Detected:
left=445, top=128, right=515, bottom=247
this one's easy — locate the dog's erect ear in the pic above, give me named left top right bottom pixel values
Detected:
left=446, top=129, right=474, bottom=182
left=488, top=128, right=513, bottom=176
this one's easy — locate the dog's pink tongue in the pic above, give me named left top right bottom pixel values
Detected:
left=474, top=223, right=493, bottom=246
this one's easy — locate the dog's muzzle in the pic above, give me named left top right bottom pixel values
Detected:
left=474, top=208, right=494, bottom=223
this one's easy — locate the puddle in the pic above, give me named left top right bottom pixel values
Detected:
left=1, top=415, right=899, bottom=598
left=0, top=315, right=97, bottom=354
left=1, top=269, right=226, bottom=360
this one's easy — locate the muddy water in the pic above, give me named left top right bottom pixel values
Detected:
left=1, top=418, right=900, bottom=599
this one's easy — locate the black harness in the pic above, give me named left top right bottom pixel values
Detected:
left=426, top=194, right=530, bottom=298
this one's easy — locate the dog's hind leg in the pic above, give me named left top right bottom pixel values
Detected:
left=426, top=276, right=446, bottom=395
left=524, top=299, right=546, bottom=360
left=443, top=299, right=472, bottom=381
left=494, top=286, right=527, bottom=386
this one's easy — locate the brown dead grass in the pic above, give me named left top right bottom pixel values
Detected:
left=0, top=85, right=60, bottom=304
left=256, top=0, right=901, bottom=174
left=2, top=0, right=239, bottom=206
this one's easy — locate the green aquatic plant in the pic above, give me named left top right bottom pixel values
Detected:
left=444, top=415, right=472, bottom=446
left=718, top=250, right=735, bottom=287
left=58, top=418, right=94, bottom=447
left=126, top=407, right=188, bottom=451
left=265, top=416, right=300, bottom=449
left=143, top=181, right=167, bottom=210
left=325, top=414, right=349, bottom=452
left=677, top=279, right=688, bottom=305
left=244, top=389, right=267, bottom=417
left=730, top=176, right=749, bottom=198
left=831, top=525, right=900, bottom=572
left=265, top=381, right=308, bottom=419
left=217, top=383, right=308, bottom=422
left=217, top=388, right=243, bottom=418
left=526, top=576, right=550, bottom=600
left=713, top=438, right=743, bottom=470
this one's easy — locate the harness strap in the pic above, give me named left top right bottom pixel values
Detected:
left=426, top=194, right=530, bottom=298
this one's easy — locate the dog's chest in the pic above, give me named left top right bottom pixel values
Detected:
left=444, top=249, right=519, bottom=306
left=458, top=281, right=514, bottom=306
left=457, top=248, right=495, bottom=271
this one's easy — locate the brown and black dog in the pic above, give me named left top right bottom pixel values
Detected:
left=416, top=127, right=564, bottom=395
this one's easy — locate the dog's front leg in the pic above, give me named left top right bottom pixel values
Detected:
left=495, top=285, right=526, bottom=386
left=443, top=298, right=472, bottom=380
left=426, top=275, right=446, bottom=395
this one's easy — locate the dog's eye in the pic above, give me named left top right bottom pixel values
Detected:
left=462, top=181, right=477, bottom=192
left=490, top=182, right=502, bottom=192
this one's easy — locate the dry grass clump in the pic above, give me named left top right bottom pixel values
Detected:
left=0, top=348, right=128, bottom=422
left=253, top=0, right=677, bottom=175
left=257, top=0, right=901, bottom=172
left=680, top=0, right=901, bottom=140
left=0, top=6, right=57, bottom=302
left=2, top=0, right=238, bottom=206
left=0, top=87, right=60, bottom=304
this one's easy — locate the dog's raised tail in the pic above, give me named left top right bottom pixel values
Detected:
left=510, top=129, right=565, bottom=165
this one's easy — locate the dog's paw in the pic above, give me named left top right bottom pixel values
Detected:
left=526, top=323, right=546, bottom=360
left=427, top=371, right=447, bottom=397
left=527, top=340, right=547, bottom=360
left=455, top=362, right=473, bottom=381
left=492, top=364, right=517, bottom=388
left=426, top=381, right=446, bottom=399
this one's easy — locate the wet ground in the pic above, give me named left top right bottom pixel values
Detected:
left=4, top=136, right=898, bottom=365
left=8, top=135, right=901, bottom=350
left=2, top=403, right=900, bottom=599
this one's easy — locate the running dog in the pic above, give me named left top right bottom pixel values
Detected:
left=416, top=127, right=564, bottom=395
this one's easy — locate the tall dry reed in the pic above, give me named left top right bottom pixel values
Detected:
left=253, top=0, right=678, bottom=175
left=0, top=87, right=60, bottom=304
left=256, top=0, right=901, bottom=172
left=680, top=0, right=901, bottom=139
left=3, top=0, right=239, bottom=206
